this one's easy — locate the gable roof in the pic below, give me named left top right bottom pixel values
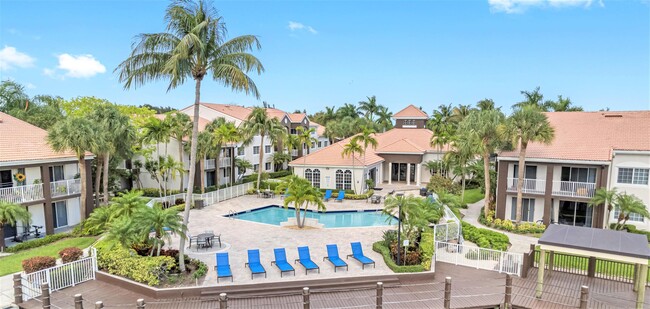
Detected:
left=393, top=104, right=428, bottom=119
left=153, top=114, right=210, bottom=134
left=310, top=121, right=326, bottom=136
left=0, top=112, right=80, bottom=164
left=499, top=111, right=650, bottom=162
left=264, top=108, right=288, bottom=121
left=290, top=141, right=384, bottom=167
left=200, top=103, right=252, bottom=120
left=288, top=113, right=307, bottom=123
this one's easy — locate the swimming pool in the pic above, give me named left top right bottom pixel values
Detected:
left=227, top=205, right=398, bottom=228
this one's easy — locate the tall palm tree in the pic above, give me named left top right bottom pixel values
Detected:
left=614, top=193, right=650, bottom=230
left=167, top=112, right=193, bottom=191
left=276, top=175, right=325, bottom=228
left=459, top=109, right=505, bottom=216
left=351, top=127, right=378, bottom=190
left=134, top=204, right=187, bottom=256
left=323, top=106, right=336, bottom=123
left=271, top=152, right=291, bottom=171
left=48, top=117, right=102, bottom=219
left=212, top=121, right=240, bottom=187
left=342, top=139, right=364, bottom=194
left=358, top=95, right=379, bottom=121
left=141, top=117, right=172, bottom=192
left=476, top=99, right=497, bottom=111
left=0, top=201, right=31, bottom=249
left=235, top=157, right=253, bottom=179
left=588, top=187, right=618, bottom=229
left=116, top=0, right=263, bottom=272
left=375, top=105, right=393, bottom=132
left=544, top=95, right=583, bottom=112
left=241, top=107, right=285, bottom=190
left=505, top=106, right=555, bottom=223
left=444, top=134, right=477, bottom=201
left=159, top=156, right=186, bottom=195
left=337, top=103, right=358, bottom=119
left=296, top=126, right=317, bottom=166
left=512, top=87, right=545, bottom=110
left=195, top=131, right=213, bottom=192
left=450, top=104, right=473, bottom=123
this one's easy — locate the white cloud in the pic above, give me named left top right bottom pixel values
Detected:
left=288, top=21, right=318, bottom=34
left=55, top=54, right=106, bottom=78
left=488, top=0, right=600, bottom=13
left=0, top=46, right=35, bottom=71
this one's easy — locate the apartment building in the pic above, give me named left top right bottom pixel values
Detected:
left=495, top=111, right=650, bottom=230
left=0, top=112, right=93, bottom=248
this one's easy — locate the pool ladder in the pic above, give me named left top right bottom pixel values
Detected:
left=227, top=209, right=236, bottom=219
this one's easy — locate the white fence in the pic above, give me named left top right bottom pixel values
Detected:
left=552, top=180, right=596, bottom=198
left=0, top=183, right=44, bottom=204
left=506, top=177, right=546, bottom=194
left=146, top=182, right=254, bottom=207
left=435, top=241, right=523, bottom=276
left=433, top=205, right=463, bottom=242
left=50, top=179, right=81, bottom=198
left=21, top=255, right=97, bottom=300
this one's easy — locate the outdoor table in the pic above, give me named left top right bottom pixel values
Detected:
left=370, top=195, right=382, bottom=204
left=196, top=232, right=214, bottom=249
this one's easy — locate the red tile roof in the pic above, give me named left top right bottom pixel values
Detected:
left=393, top=104, right=428, bottom=119
left=200, top=103, right=252, bottom=120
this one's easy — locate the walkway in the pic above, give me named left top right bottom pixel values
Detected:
left=461, top=199, right=539, bottom=253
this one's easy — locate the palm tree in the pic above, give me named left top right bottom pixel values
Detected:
left=358, top=95, right=379, bottom=121
left=241, top=107, right=285, bottom=189
left=134, top=204, right=187, bottom=256
left=159, top=156, right=186, bottom=195
left=116, top=0, right=263, bottom=272
left=450, top=104, right=473, bottom=123
left=195, top=131, right=212, bottom=192
left=48, top=117, right=102, bottom=219
left=459, top=109, right=505, bottom=216
left=544, top=95, right=583, bottom=112
left=614, top=193, right=650, bottom=230
left=351, top=127, right=378, bottom=191
left=83, top=205, right=115, bottom=235
left=235, top=157, right=253, bottom=179
left=276, top=175, right=325, bottom=228
left=476, top=99, right=498, bottom=111
left=323, top=106, right=336, bottom=123
left=375, top=105, right=393, bottom=132
left=341, top=139, right=364, bottom=194
left=505, top=106, right=555, bottom=223
left=296, top=126, right=317, bottom=166
left=0, top=201, right=31, bottom=249
left=212, top=121, right=240, bottom=187
left=141, top=116, right=172, bottom=194
left=271, top=152, right=291, bottom=171
left=167, top=112, right=193, bottom=191
left=444, top=134, right=477, bottom=201
left=588, top=188, right=618, bottom=229
left=513, top=87, right=545, bottom=110
left=110, top=190, right=147, bottom=219
left=103, top=217, right=141, bottom=250
left=337, top=103, right=358, bottom=119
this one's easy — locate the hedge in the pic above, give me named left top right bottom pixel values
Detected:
left=5, top=232, right=73, bottom=253
left=461, top=221, right=509, bottom=251
left=611, top=223, right=650, bottom=242
left=419, top=231, right=435, bottom=270
left=479, top=208, right=546, bottom=234
left=22, top=256, right=57, bottom=273
left=372, top=241, right=425, bottom=273
left=95, top=240, right=176, bottom=286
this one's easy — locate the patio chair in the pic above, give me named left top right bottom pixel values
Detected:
left=323, top=244, right=348, bottom=272
left=347, top=242, right=375, bottom=269
left=323, top=189, right=332, bottom=202
left=271, top=248, right=295, bottom=277
left=295, top=246, right=320, bottom=275
left=245, top=249, right=267, bottom=279
left=335, top=190, right=345, bottom=202
left=214, top=253, right=233, bottom=282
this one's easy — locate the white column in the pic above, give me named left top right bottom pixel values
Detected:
left=406, top=163, right=411, bottom=186
left=388, top=162, right=392, bottom=184
left=416, top=163, right=421, bottom=186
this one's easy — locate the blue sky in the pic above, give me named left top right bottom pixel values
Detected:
left=1, top=0, right=648, bottom=114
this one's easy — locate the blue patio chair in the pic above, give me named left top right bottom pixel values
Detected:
left=347, top=242, right=375, bottom=269
left=335, top=190, right=345, bottom=202
left=295, top=246, right=320, bottom=275
left=323, top=244, right=348, bottom=272
left=214, top=252, right=233, bottom=282
left=271, top=248, right=295, bottom=277
left=245, top=249, right=267, bottom=279
left=323, top=189, right=333, bottom=202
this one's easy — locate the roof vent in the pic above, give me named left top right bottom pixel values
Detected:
left=603, top=114, right=623, bottom=118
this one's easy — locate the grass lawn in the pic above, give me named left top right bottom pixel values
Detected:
left=461, top=188, right=484, bottom=204
left=0, top=237, right=96, bottom=276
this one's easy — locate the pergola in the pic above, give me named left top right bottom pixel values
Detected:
left=536, top=224, right=650, bottom=309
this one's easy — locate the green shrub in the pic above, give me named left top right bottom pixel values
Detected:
left=461, top=221, right=509, bottom=251
left=479, top=207, right=545, bottom=234
left=22, top=256, right=56, bottom=273
left=269, top=170, right=292, bottom=178
left=426, top=175, right=461, bottom=195
left=419, top=231, right=434, bottom=270
left=190, top=258, right=208, bottom=279
left=6, top=233, right=72, bottom=253
left=59, top=247, right=83, bottom=263
left=612, top=224, right=650, bottom=242
left=343, top=189, right=374, bottom=200
left=95, top=240, right=176, bottom=286
left=140, top=188, right=181, bottom=197
left=372, top=241, right=425, bottom=273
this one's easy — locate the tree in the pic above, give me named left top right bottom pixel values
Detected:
left=505, top=106, right=555, bottom=223
left=271, top=152, right=291, bottom=171
left=513, top=87, right=545, bottom=110
left=358, top=95, right=379, bottom=121
left=337, top=103, right=359, bottom=119
left=116, top=0, right=263, bottom=272
left=83, top=205, right=115, bottom=235
left=544, top=95, right=583, bottom=112
left=276, top=175, right=325, bottom=228
left=588, top=188, right=618, bottom=229
left=444, top=134, right=477, bottom=201
left=241, top=107, right=285, bottom=190
left=140, top=117, right=172, bottom=194
left=342, top=139, right=364, bottom=194
left=110, top=191, right=147, bottom=219
left=167, top=112, right=193, bottom=191
left=194, top=131, right=213, bottom=191
left=375, top=105, right=393, bottom=132
left=48, top=117, right=103, bottom=219
left=0, top=201, right=31, bottom=249
left=296, top=126, right=317, bottom=166
left=235, top=157, right=252, bottom=178
left=351, top=127, right=378, bottom=191
left=450, top=104, right=473, bottom=123
left=0, top=80, right=29, bottom=112
left=476, top=99, right=498, bottom=111
left=134, top=204, right=187, bottom=256
left=212, top=121, right=240, bottom=187
left=159, top=156, right=186, bottom=195
left=613, top=193, right=650, bottom=230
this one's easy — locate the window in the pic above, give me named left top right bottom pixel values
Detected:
left=49, top=165, right=65, bottom=182
left=237, top=147, right=245, bottom=156
left=561, top=167, right=597, bottom=183
left=335, top=170, right=344, bottom=190
left=512, top=164, right=537, bottom=179
left=403, top=119, right=416, bottom=126
left=324, top=141, right=328, bottom=147
left=206, top=171, right=215, bottom=187
left=265, top=162, right=271, bottom=171
left=52, top=201, right=68, bottom=228
left=253, top=164, right=259, bottom=172
left=290, top=128, right=297, bottom=134
left=510, top=198, right=535, bottom=222
left=344, top=170, right=352, bottom=190
left=253, top=146, right=260, bottom=155
left=613, top=206, right=645, bottom=222
left=305, top=169, right=321, bottom=188
left=618, top=168, right=649, bottom=185
left=265, top=145, right=272, bottom=153
left=318, top=141, right=322, bottom=148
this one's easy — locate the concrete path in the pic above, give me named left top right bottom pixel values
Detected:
left=461, top=199, right=538, bottom=253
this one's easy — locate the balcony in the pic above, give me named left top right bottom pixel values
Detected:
left=50, top=179, right=81, bottom=198
left=205, top=159, right=216, bottom=169
left=552, top=181, right=596, bottom=198
left=506, top=178, right=546, bottom=194
left=0, top=184, right=44, bottom=204
left=219, top=157, right=231, bottom=168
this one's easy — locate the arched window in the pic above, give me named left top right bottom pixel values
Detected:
left=305, top=169, right=313, bottom=185
left=344, top=170, right=352, bottom=190
left=335, top=170, right=344, bottom=190
left=312, top=169, right=321, bottom=188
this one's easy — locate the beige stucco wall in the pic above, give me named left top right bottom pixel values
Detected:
left=504, top=194, right=544, bottom=223
left=608, top=152, right=650, bottom=230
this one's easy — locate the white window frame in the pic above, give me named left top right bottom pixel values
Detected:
left=264, top=145, right=272, bottom=154
left=253, top=146, right=260, bottom=155
left=237, top=147, right=245, bottom=156
left=618, top=167, right=649, bottom=185
left=613, top=206, right=645, bottom=222
left=52, top=200, right=68, bottom=228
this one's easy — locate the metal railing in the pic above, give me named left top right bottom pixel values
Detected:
left=50, top=179, right=81, bottom=198
left=205, top=159, right=216, bottom=169
left=22, top=255, right=97, bottom=300
left=0, top=183, right=44, bottom=204
left=436, top=241, right=523, bottom=276
left=552, top=181, right=596, bottom=198
left=146, top=182, right=254, bottom=208
left=219, top=157, right=231, bottom=167
left=506, top=178, right=546, bottom=194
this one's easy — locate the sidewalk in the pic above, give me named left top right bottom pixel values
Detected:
left=461, top=199, right=538, bottom=253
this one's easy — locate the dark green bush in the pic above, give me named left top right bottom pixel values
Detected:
left=419, top=231, right=435, bottom=270
left=269, top=170, right=292, bottom=178
left=461, top=221, right=509, bottom=251
left=372, top=241, right=425, bottom=273
left=426, top=175, right=461, bottom=195
left=6, top=233, right=72, bottom=253
left=140, top=188, right=181, bottom=197
left=612, top=223, right=650, bottom=242
left=95, top=240, right=176, bottom=286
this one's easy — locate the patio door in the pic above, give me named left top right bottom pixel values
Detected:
left=0, top=170, right=11, bottom=188
left=52, top=201, right=68, bottom=228
left=391, top=163, right=415, bottom=182
left=558, top=200, right=592, bottom=227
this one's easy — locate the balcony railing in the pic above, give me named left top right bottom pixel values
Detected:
left=0, top=184, right=44, bottom=204
left=552, top=181, right=596, bottom=198
left=219, top=157, right=231, bottom=167
left=506, top=178, right=546, bottom=194
left=205, top=159, right=216, bottom=169
left=50, top=179, right=81, bottom=198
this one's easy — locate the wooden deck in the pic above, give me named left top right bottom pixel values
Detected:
left=18, top=263, right=650, bottom=309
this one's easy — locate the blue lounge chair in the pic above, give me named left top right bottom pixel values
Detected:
left=347, top=242, right=375, bottom=269
left=295, top=246, right=320, bottom=275
left=271, top=248, right=295, bottom=277
left=323, top=189, right=333, bottom=202
left=214, top=252, right=233, bottom=282
left=323, top=244, right=348, bottom=272
left=245, top=249, right=267, bottom=279
left=335, top=190, right=345, bottom=202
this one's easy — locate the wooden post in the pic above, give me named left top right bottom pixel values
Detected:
left=579, top=286, right=589, bottom=309
left=136, top=298, right=145, bottom=309
left=504, top=274, right=512, bottom=309
left=587, top=257, right=596, bottom=277
left=219, top=293, right=227, bottom=309
left=548, top=251, right=555, bottom=276
left=637, top=264, right=648, bottom=309
left=536, top=249, right=546, bottom=298
left=13, top=273, right=23, bottom=304
left=444, top=277, right=452, bottom=309
left=633, top=264, right=640, bottom=292
left=94, top=301, right=103, bottom=309
left=74, top=294, right=84, bottom=309
left=376, top=282, right=383, bottom=309
left=303, top=287, right=310, bottom=309
left=41, top=282, right=50, bottom=309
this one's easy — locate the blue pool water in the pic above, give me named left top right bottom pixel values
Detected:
left=228, top=205, right=398, bottom=228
